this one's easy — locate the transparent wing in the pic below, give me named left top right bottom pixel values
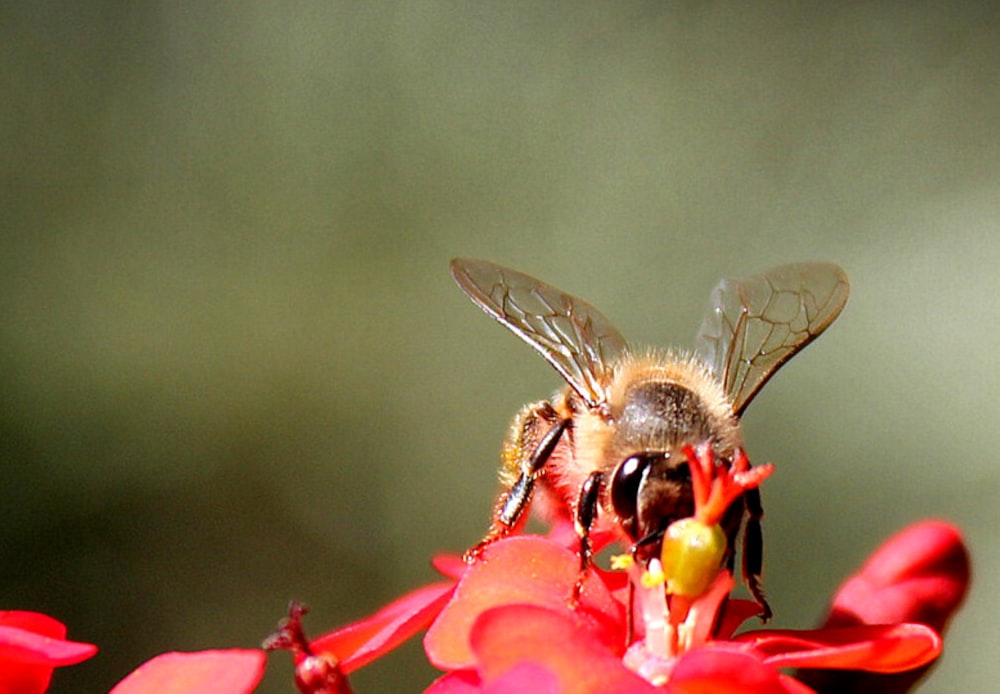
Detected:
left=694, top=262, right=849, bottom=415
left=451, top=258, right=627, bottom=408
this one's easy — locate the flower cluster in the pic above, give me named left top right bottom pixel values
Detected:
left=7, top=445, right=970, bottom=692
left=260, top=445, right=969, bottom=693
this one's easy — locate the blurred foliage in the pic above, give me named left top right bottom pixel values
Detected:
left=1, top=3, right=997, bottom=692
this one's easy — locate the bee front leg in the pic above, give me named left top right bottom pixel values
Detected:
left=464, top=402, right=570, bottom=562
left=575, top=470, right=605, bottom=573
left=571, top=470, right=605, bottom=603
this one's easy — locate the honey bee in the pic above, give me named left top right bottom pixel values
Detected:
left=451, top=258, right=849, bottom=620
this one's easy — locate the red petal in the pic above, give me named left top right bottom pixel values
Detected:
left=737, top=623, right=941, bottom=673
left=310, top=581, right=455, bottom=673
left=0, top=612, right=98, bottom=694
left=776, top=674, right=818, bottom=694
left=432, top=555, right=470, bottom=581
left=109, top=650, right=265, bottom=694
left=0, top=625, right=97, bottom=667
left=470, top=604, right=658, bottom=694
left=668, top=644, right=789, bottom=694
left=423, top=536, right=625, bottom=670
left=822, top=521, right=969, bottom=634
left=796, top=521, right=967, bottom=694
left=715, top=600, right=766, bottom=640
left=0, top=612, right=66, bottom=640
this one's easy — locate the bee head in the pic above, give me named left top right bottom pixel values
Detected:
left=609, top=450, right=694, bottom=559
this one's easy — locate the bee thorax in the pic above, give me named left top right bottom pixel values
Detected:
left=616, top=381, right=715, bottom=449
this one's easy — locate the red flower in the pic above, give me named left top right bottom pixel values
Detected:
left=0, top=610, right=97, bottom=694
left=297, top=519, right=967, bottom=693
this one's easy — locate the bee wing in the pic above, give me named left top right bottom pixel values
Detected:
left=451, top=258, right=627, bottom=408
left=694, top=262, right=849, bottom=415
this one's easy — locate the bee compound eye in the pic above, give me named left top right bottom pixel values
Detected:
left=609, top=454, right=654, bottom=530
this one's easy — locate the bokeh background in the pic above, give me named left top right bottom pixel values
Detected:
left=2, top=3, right=997, bottom=692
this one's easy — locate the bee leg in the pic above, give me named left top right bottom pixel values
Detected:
left=571, top=470, right=604, bottom=603
left=742, top=486, right=772, bottom=622
left=464, top=408, right=570, bottom=562
left=632, top=528, right=665, bottom=557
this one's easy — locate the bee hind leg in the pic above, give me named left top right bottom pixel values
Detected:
left=742, top=486, right=772, bottom=622
left=464, top=406, right=570, bottom=562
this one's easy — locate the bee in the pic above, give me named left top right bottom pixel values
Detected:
left=451, top=258, right=849, bottom=620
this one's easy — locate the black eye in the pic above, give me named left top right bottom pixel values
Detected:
left=610, top=453, right=657, bottom=524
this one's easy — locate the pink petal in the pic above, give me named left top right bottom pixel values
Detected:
left=544, top=518, right=581, bottom=549
left=109, top=650, right=266, bottom=694
left=668, top=644, right=790, bottom=694
left=425, top=665, right=562, bottom=694
left=310, top=581, right=455, bottom=673
left=425, top=670, right=482, bottom=694
left=479, top=662, right=562, bottom=694
left=545, top=518, right=618, bottom=557
left=423, top=536, right=625, bottom=670
left=470, top=604, right=658, bottom=694
left=684, top=571, right=737, bottom=647
left=738, top=623, right=940, bottom=672
left=822, top=521, right=969, bottom=633
left=0, top=612, right=98, bottom=694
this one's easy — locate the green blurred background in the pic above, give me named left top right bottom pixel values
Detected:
left=2, top=3, right=997, bottom=692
